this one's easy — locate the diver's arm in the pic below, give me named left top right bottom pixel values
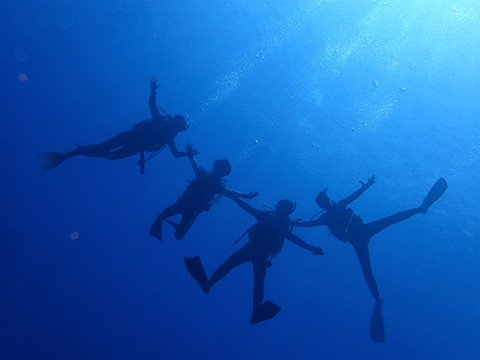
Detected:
left=225, top=190, right=259, bottom=200
left=184, top=143, right=200, bottom=173
left=291, top=218, right=326, bottom=227
left=226, top=194, right=264, bottom=218
left=286, top=233, right=323, bottom=255
left=149, top=77, right=162, bottom=120
left=167, top=139, right=187, bottom=158
left=338, top=175, right=376, bottom=207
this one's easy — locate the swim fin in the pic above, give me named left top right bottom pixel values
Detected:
left=37, top=152, right=65, bottom=171
left=249, top=301, right=282, bottom=324
left=419, top=177, right=448, bottom=214
left=149, top=216, right=163, bottom=242
left=184, top=256, right=210, bottom=294
left=369, top=299, right=385, bottom=343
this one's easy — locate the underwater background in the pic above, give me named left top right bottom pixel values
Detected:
left=1, top=1, right=479, bottom=359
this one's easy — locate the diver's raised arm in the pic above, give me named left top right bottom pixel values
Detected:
left=149, top=77, right=161, bottom=120
left=286, top=232, right=323, bottom=255
left=184, top=143, right=201, bottom=173
left=338, top=175, right=376, bottom=207
left=167, top=139, right=199, bottom=158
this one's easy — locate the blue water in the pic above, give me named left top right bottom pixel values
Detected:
left=2, top=1, right=479, bottom=359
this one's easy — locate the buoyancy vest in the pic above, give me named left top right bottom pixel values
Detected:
left=132, top=118, right=171, bottom=152
left=181, top=169, right=227, bottom=212
left=248, top=212, right=291, bottom=255
left=322, top=203, right=363, bottom=242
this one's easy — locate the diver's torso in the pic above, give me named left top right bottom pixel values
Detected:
left=132, top=118, right=171, bottom=152
left=322, top=203, right=363, bottom=242
left=248, top=213, right=290, bottom=255
left=181, top=170, right=226, bottom=211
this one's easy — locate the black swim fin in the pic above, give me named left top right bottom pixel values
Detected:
left=37, top=152, right=65, bottom=171
left=184, top=256, right=210, bottom=294
left=419, top=177, right=448, bottom=214
left=249, top=301, right=282, bottom=324
left=369, top=299, right=385, bottom=343
left=149, top=217, right=163, bottom=242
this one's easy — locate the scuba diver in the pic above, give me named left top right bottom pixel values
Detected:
left=37, top=77, right=195, bottom=173
left=149, top=144, right=258, bottom=241
left=184, top=195, right=323, bottom=324
left=293, top=175, right=448, bottom=342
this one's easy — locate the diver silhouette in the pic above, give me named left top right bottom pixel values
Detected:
left=149, top=144, right=258, bottom=241
left=294, top=175, right=448, bottom=342
left=184, top=196, right=323, bottom=324
left=37, top=77, right=195, bottom=173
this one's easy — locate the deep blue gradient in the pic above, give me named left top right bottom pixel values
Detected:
left=1, top=1, right=479, bottom=359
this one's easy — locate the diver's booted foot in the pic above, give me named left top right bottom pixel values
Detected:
left=419, top=177, right=448, bottom=214
left=165, top=219, right=186, bottom=240
left=149, top=217, right=163, bottom=242
left=370, top=298, right=385, bottom=343
left=249, top=301, right=282, bottom=324
left=37, top=152, right=65, bottom=171
left=184, top=256, right=210, bottom=294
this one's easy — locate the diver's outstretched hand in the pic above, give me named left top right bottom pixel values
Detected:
left=242, top=191, right=259, bottom=200
left=150, top=76, right=160, bottom=92
left=185, top=143, right=199, bottom=157
left=312, top=246, right=324, bottom=256
left=360, top=174, right=376, bottom=189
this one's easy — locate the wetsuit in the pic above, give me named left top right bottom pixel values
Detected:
left=208, top=211, right=291, bottom=316
left=63, top=118, right=173, bottom=160
left=150, top=168, right=228, bottom=241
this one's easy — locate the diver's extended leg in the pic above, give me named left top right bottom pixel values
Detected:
left=174, top=210, right=199, bottom=240
left=353, top=243, right=380, bottom=300
left=363, top=208, right=420, bottom=239
left=150, top=205, right=180, bottom=241
left=252, top=259, right=268, bottom=315
left=101, top=144, right=139, bottom=159
left=208, top=244, right=252, bottom=288
left=249, top=256, right=281, bottom=324
left=63, top=131, right=135, bottom=159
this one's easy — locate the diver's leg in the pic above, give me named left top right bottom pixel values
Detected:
left=101, top=144, right=139, bottom=159
left=208, top=244, right=252, bottom=288
left=363, top=208, right=420, bottom=239
left=174, top=210, right=199, bottom=240
left=249, top=255, right=281, bottom=324
left=251, top=258, right=268, bottom=315
left=63, top=131, right=134, bottom=159
left=149, top=205, right=180, bottom=241
left=353, top=242, right=380, bottom=300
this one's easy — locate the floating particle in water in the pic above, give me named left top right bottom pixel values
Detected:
left=255, top=139, right=259, bottom=144
left=71, top=232, right=80, bottom=240
left=17, top=73, right=28, bottom=82
left=400, top=87, right=406, bottom=92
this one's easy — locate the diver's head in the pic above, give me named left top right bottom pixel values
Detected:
left=275, top=199, right=296, bottom=218
left=212, top=158, right=232, bottom=177
left=170, top=115, right=189, bottom=133
left=315, top=188, right=332, bottom=209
